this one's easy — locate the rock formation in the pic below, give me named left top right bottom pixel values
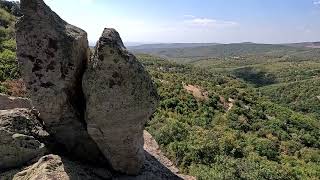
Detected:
left=0, top=93, right=32, bottom=110
left=0, top=154, right=112, bottom=180
left=83, top=28, right=159, bottom=175
left=16, top=0, right=105, bottom=163
left=1, top=0, right=197, bottom=178
left=0, top=108, right=48, bottom=170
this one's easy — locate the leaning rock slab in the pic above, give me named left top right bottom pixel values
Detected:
left=0, top=108, right=48, bottom=170
left=83, top=28, right=159, bottom=175
left=16, top=0, right=104, bottom=163
left=0, top=93, right=32, bottom=110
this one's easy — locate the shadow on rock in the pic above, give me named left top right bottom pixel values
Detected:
left=113, top=151, right=183, bottom=180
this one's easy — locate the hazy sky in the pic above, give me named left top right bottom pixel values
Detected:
left=34, top=0, right=320, bottom=44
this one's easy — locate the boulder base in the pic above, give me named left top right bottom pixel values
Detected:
left=0, top=154, right=112, bottom=180
left=0, top=108, right=49, bottom=170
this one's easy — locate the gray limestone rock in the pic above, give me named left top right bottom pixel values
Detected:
left=0, top=93, right=32, bottom=110
left=83, top=28, right=159, bottom=175
left=15, top=0, right=104, bottom=163
left=0, top=131, right=193, bottom=180
left=0, top=108, right=48, bottom=170
left=0, top=154, right=112, bottom=180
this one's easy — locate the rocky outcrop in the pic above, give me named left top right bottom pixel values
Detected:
left=0, top=154, right=112, bottom=180
left=16, top=0, right=104, bottom=163
left=0, top=93, right=32, bottom=110
left=9, top=0, right=191, bottom=178
left=0, top=108, right=48, bottom=170
left=0, top=107, right=189, bottom=179
left=83, top=28, right=159, bottom=175
left=0, top=134, right=193, bottom=180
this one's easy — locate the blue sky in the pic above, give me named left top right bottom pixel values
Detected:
left=39, top=0, right=320, bottom=44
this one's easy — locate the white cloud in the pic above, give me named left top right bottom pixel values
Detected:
left=183, top=17, right=238, bottom=28
left=314, top=0, right=320, bottom=5
left=183, top=14, right=196, bottom=18
left=107, top=16, right=240, bottom=43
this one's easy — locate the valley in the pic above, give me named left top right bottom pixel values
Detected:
left=137, top=54, right=320, bottom=179
left=133, top=43, right=320, bottom=119
left=1, top=1, right=320, bottom=179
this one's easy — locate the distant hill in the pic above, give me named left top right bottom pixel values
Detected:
left=128, top=43, right=220, bottom=50
left=131, top=43, right=320, bottom=60
left=285, top=42, right=320, bottom=49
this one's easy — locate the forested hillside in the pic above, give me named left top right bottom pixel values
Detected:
left=139, top=55, right=319, bottom=179
left=129, top=40, right=320, bottom=179
left=132, top=43, right=320, bottom=62
left=128, top=43, right=220, bottom=50
left=132, top=41, right=320, bottom=119
left=260, top=79, right=320, bottom=118
left=0, top=0, right=20, bottom=93
left=189, top=54, right=320, bottom=119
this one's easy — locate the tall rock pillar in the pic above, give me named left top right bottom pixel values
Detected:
left=83, top=28, right=159, bottom=175
left=16, top=0, right=105, bottom=163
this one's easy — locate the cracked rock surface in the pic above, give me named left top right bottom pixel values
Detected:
left=0, top=108, right=48, bottom=170
left=83, top=28, right=159, bottom=175
left=16, top=0, right=105, bottom=163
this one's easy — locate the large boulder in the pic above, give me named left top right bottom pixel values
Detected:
left=16, top=0, right=105, bottom=163
left=0, top=93, right=32, bottom=110
left=0, top=108, right=48, bottom=170
left=83, top=28, right=159, bottom=175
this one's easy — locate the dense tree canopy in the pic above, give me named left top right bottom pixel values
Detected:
left=0, top=2, right=20, bottom=93
left=139, top=54, right=320, bottom=180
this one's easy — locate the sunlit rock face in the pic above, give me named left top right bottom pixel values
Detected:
left=83, top=28, right=159, bottom=175
left=16, top=0, right=105, bottom=163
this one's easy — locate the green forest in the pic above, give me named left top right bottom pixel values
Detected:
left=139, top=54, right=320, bottom=180
left=1, top=1, right=320, bottom=179
left=0, top=0, right=20, bottom=93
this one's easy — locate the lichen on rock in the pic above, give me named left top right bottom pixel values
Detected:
left=0, top=108, right=49, bottom=170
left=83, top=28, right=159, bottom=175
left=16, top=0, right=105, bottom=163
